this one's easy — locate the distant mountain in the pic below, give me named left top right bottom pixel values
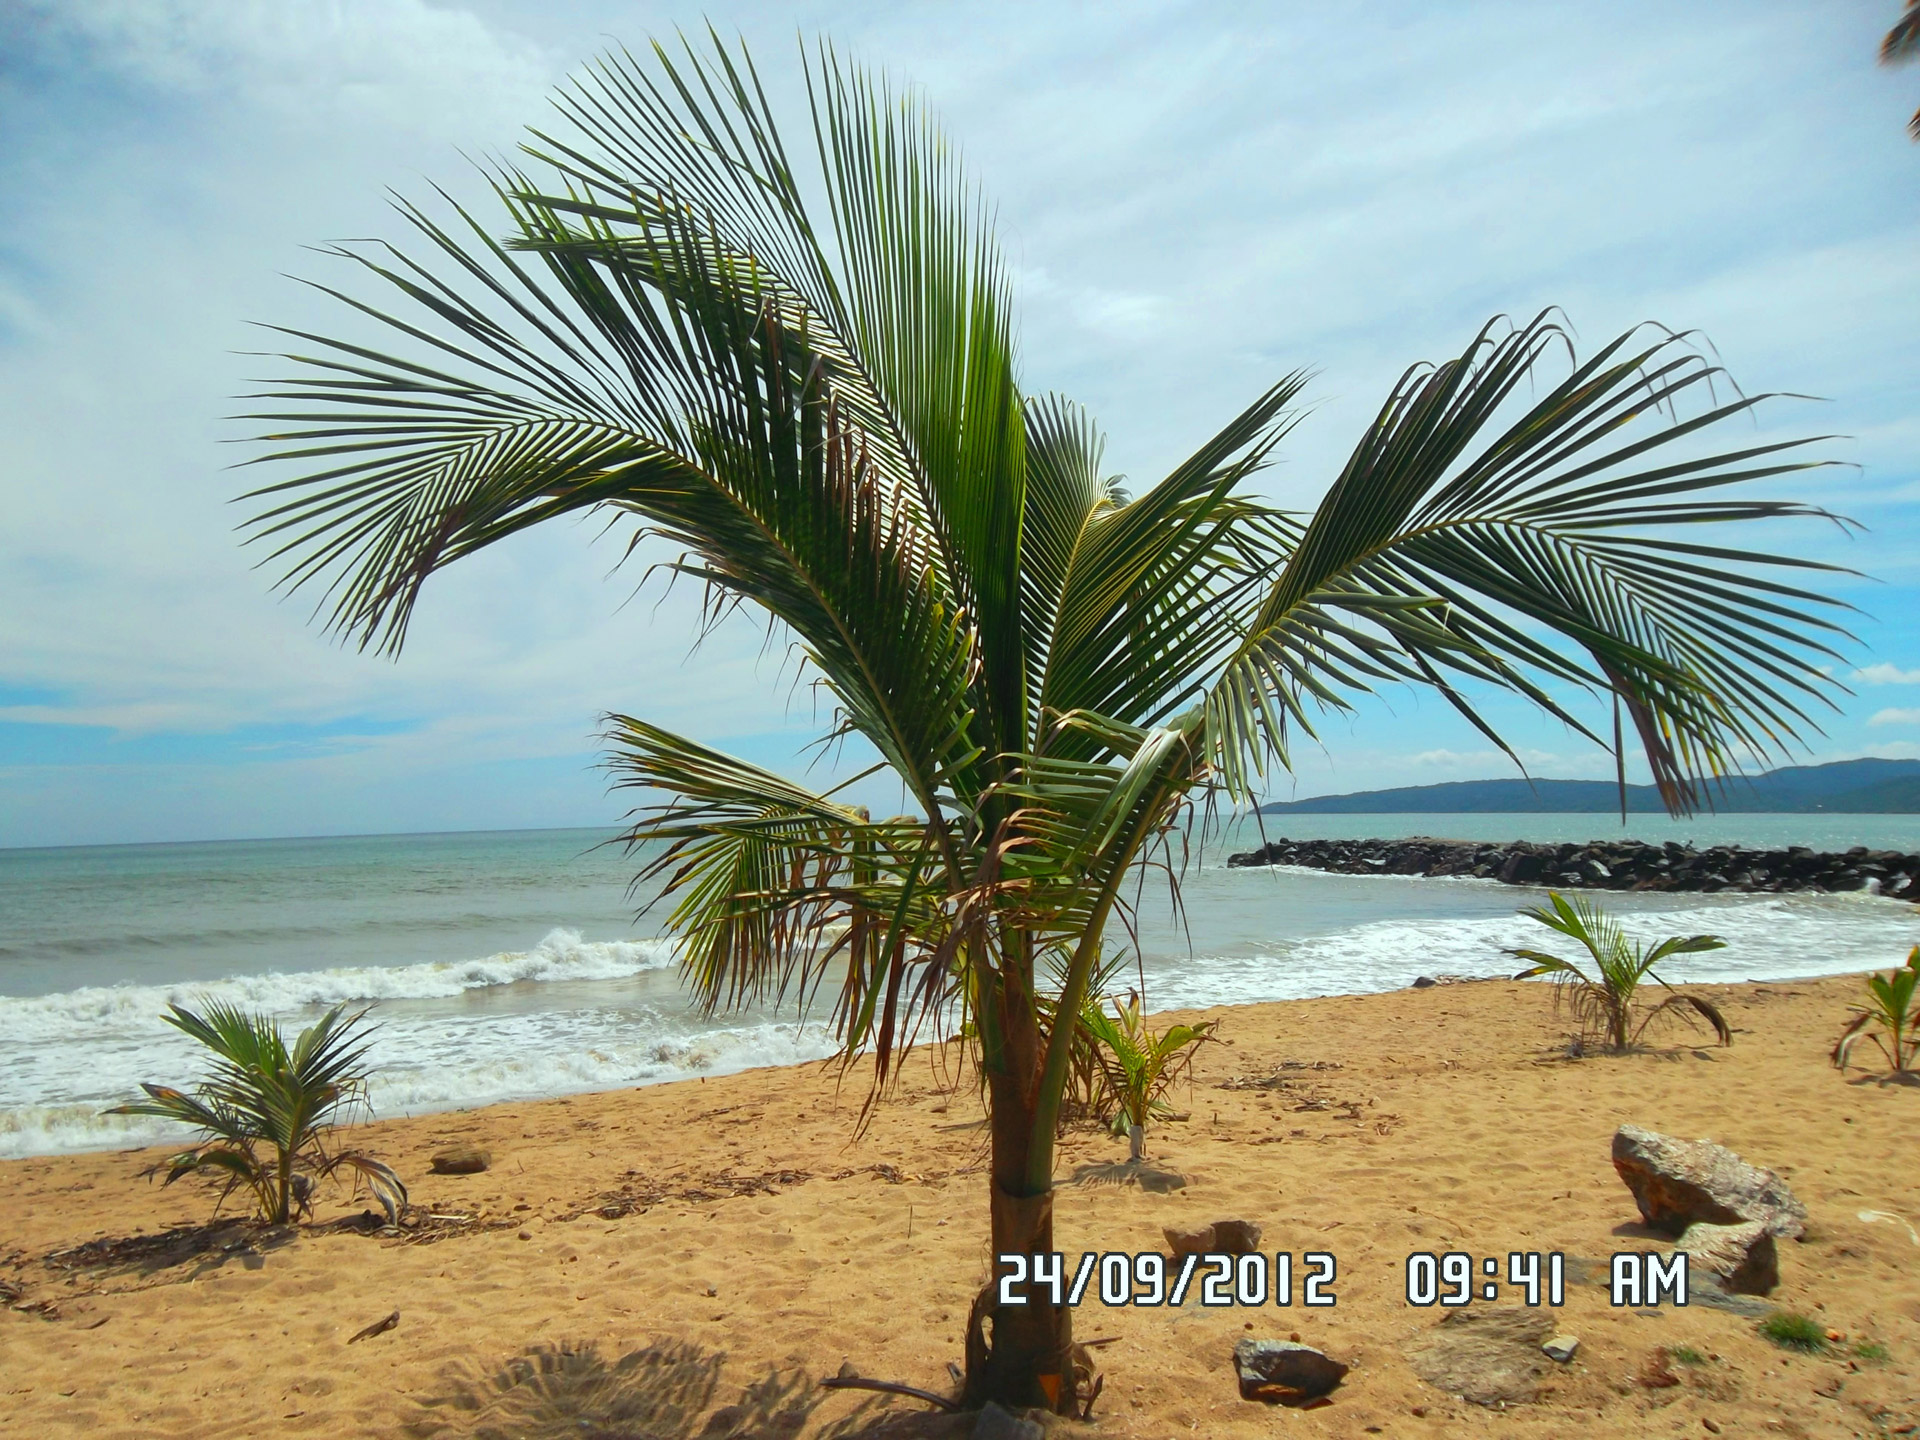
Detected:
left=1257, top=758, right=1920, bottom=815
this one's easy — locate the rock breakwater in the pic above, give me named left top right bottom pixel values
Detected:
left=1226, top=836, right=1920, bottom=900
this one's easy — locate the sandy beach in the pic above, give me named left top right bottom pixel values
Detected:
left=3, top=972, right=1914, bottom=1438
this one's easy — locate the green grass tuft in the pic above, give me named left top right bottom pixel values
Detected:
left=1668, top=1345, right=1707, bottom=1366
left=1758, top=1312, right=1827, bottom=1353
left=1851, top=1339, right=1890, bottom=1363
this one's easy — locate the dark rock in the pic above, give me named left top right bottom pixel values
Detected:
left=1611, top=1125, right=1806, bottom=1238
left=1677, top=1220, right=1779, bottom=1294
left=1412, top=976, right=1438, bottom=989
left=1226, top=834, right=1920, bottom=898
left=430, top=1145, right=491, bottom=1175
left=1502, top=852, right=1548, bottom=884
left=1233, top=1339, right=1348, bottom=1403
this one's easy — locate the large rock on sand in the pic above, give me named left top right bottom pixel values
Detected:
left=1233, top=1339, right=1348, bottom=1402
left=1611, top=1125, right=1805, bottom=1238
left=1677, top=1220, right=1779, bottom=1295
left=1163, top=1219, right=1263, bottom=1257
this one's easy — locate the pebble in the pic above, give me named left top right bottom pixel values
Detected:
left=1542, top=1334, right=1580, bottom=1363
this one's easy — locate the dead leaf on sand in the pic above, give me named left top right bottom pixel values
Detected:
left=348, top=1309, right=400, bottom=1344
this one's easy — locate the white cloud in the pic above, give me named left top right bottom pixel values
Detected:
left=19, top=0, right=559, bottom=130
left=1868, top=708, right=1920, bottom=727
left=1856, top=663, right=1920, bottom=685
left=3, top=0, right=1918, bottom=844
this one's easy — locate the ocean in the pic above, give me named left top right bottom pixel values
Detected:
left=5, top=813, right=1917, bottom=1160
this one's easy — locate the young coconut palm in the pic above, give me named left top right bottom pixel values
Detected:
left=109, top=1002, right=406, bottom=1226
left=1078, top=994, right=1214, bottom=1161
left=1831, top=946, right=1920, bottom=1076
left=1508, top=891, right=1731, bottom=1054
left=235, top=35, right=1853, bottom=1411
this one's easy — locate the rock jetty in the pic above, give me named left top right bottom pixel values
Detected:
left=1226, top=835, right=1920, bottom=900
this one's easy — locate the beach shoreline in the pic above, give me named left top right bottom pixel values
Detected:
left=3, top=975, right=1914, bottom=1437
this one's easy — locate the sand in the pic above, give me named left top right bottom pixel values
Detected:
left=2, top=972, right=1915, bottom=1438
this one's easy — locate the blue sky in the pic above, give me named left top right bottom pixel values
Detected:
left=2, top=0, right=1917, bottom=848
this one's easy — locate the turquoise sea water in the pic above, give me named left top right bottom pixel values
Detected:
left=4, top=813, right=1916, bottom=1158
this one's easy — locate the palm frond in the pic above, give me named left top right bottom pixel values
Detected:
left=1639, top=993, right=1731, bottom=1047
left=1036, top=378, right=1309, bottom=754
left=1206, top=315, right=1853, bottom=809
left=321, top=1152, right=410, bottom=1226
left=605, top=715, right=960, bottom=1091
left=1884, top=3, right=1920, bottom=63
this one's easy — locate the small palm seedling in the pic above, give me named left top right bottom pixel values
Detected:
left=1042, top=950, right=1131, bottom=1130
left=1508, top=891, right=1730, bottom=1054
left=1078, top=994, right=1216, bottom=1161
left=1831, top=946, right=1919, bottom=1077
left=108, top=1001, right=406, bottom=1226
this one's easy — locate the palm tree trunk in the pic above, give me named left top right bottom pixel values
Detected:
left=963, top=980, right=1076, bottom=1415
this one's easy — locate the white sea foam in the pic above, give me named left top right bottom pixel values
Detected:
left=0, top=1016, right=841, bottom=1159
left=5, top=873, right=1915, bottom=1160
left=0, top=927, right=675, bottom=1041
left=1144, top=892, right=1918, bottom=1012
left=0, top=928, right=690, bottom=1157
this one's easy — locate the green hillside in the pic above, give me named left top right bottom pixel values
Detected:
left=1258, top=758, right=1920, bottom=814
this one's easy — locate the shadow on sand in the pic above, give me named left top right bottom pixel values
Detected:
left=405, top=1339, right=975, bottom=1440
left=43, top=1218, right=296, bottom=1282
left=1069, top=1158, right=1188, bottom=1192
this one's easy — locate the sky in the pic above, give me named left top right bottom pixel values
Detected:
left=1, top=0, right=1917, bottom=849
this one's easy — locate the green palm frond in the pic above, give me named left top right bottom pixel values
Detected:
left=1205, top=315, right=1853, bottom=806
left=108, top=1002, right=400, bottom=1224
left=1832, top=946, right=1919, bottom=1073
left=604, top=715, right=961, bottom=1094
left=240, top=42, right=997, bottom=835
left=1508, top=891, right=1727, bottom=1052
left=1036, top=379, right=1310, bottom=751
left=1078, top=993, right=1215, bottom=1139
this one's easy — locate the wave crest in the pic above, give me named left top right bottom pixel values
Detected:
left=0, top=927, right=676, bottom=1040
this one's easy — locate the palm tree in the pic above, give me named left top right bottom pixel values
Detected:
left=109, top=1002, right=407, bottom=1226
left=1078, top=994, right=1215, bottom=1161
left=237, top=36, right=1853, bottom=1412
left=1507, top=892, right=1730, bottom=1054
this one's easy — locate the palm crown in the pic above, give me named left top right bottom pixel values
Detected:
left=239, top=34, right=1851, bottom=1409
